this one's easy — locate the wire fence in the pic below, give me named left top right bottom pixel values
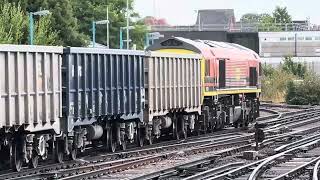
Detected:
left=150, top=23, right=320, bottom=32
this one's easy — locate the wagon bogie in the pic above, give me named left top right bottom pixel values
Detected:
left=144, top=52, right=202, bottom=139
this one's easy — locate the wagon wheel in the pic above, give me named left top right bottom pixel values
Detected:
left=120, top=140, right=127, bottom=151
left=147, top=134, right=154, bottom=145
left=233, top=122, right=239, bottom=128
left=107, top=127, right=117, bottom=153
left=69, top=148, right=77, bottom=161
left=28, top=153, right=39, bottom=169
left=181, top=129, right=187, bottom=139
left=180, top=118, right=187, bottom=139
left=194, top=120, right=201, bottom=136
left=209, top=121, right=219, bottom=133
left=10, top=143, right=23, bottom=172
left=0, top=146, right=10, bottom=169
left=55, top=141, right=64, bottom=163
left=172, top=119, right=179, bottom=140
left=136, top=127, right=144, bottom=148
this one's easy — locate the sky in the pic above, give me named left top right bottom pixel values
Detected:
left=134, top=0, right=320, bottom=25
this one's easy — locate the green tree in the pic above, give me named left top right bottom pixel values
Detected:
left=33, top=15, right=58, bottom=45
left=282, top=56, right=307, bottom=78
left=0, top=1, right=26, bottom=44
left=242, top=6, right=292, bottom=32
left=273, top=6, right=292, bottom=24
left=71, top=0, right=147, bottom=49
left=285, top=73, right=320, bottom=105
left=261, top=67, right=295, bottom=103
left=261, top=63, right=275, bottom=77
left=6, top=0, right=88, bottom=46
left=240, top=13, right=261, bottom=23
left=258, top=14, right=281, bottom=31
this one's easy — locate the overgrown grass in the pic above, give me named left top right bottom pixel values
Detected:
left=261, top=57, right=320, bottom=105
left=261, top=65, right=295, bottom=102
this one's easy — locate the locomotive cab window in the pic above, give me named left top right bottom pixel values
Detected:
left=249, top=67, right=258, bottom=87
left=259, top=62, right=262, bottom=76
left=205, top=59, right=210, bottom=76
left=218, top=58, right=226, bottom=88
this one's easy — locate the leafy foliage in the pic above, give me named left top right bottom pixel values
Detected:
left=262, top=56, right=319, bottom=105
left=0, top=1, right=26, bottom=44
left=0, top=0, right=147, bottom=47
left=273, top=6, right=292, bottom=24
left=71, top=0, right=147, bottom=49
left=0, top=0, right=88, bottom=46
left=261, top=63, right=276, bottom=77
left=261, top=66, right=295, bottom=103
left=33, top=15, right=58, bottom=45
left=285, top=74, right=320, bottom=105
left=240, top=6, right=292, bottom=32
left=240, top=13, right=262, bottom=23
left=282, top=56, right=307, bottom=78
left=0, top=1, right=60, bottom=45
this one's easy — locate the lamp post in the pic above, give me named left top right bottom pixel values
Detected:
left=194, top=10, right=201, bottom=31
left=119, top=26, right=134, bottom=49
left=92, top=19, right=109, bottom=48
left=29, top=10, right=51, bottom=45
left=126, top=0, right=130, bottom=49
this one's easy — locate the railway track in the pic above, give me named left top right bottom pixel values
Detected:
left=0, top=106, right=317, bottom=179
left=133, top=131, right=320, bottom=179
left=248, top=137, right=320, bottom=180
left=188, top=127, right=320, bottom=180
left=124, top=109, right=320, bottom=180
left=258, top=105, right=318, bottom=122
left=0, top=129, right=251, bottom=180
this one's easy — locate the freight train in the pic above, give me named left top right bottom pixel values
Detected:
left=0, top=37, right=261, bottom=171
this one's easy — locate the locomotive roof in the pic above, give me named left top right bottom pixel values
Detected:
left=147, top=37, right=260, bottom=60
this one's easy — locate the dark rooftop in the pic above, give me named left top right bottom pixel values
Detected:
left=195, top=9, right=236, bottom=25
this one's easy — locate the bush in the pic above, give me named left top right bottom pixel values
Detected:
left=282, top=56, right=307, bottom=78
left=261, top=67, right=295, bottom=103
left=285, top=73, right=320, bottom=105
left=261, top=57, right=316, bottom=105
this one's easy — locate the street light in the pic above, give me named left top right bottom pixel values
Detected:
left=29, top=10, right=51, bottom=45
left=91, top=6, right=110, bottom=48
left=126, top=0, right=130, bottom=49
left=92, top=19, right=110, bottom=48
left=119, top=26, right=134, bottom=49
left=195, top=10, right=201, bottom=31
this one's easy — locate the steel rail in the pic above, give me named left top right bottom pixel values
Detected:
left=58, top=152, right=176, bottom=180
left=206, top=160, right=263, bottom=180
left=313, top=159, right=320, bottom=180
left=272, top=156, right=320, bottom=180
left=248, top=138, right=320, bottom=180
left=182, top=162, right=244, bottom=180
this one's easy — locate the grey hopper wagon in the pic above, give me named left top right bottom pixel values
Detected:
left=144, top=51, right=202, bottom=139
left=0, top=45, right=63, bottom=134
left=0, top=45, right=63, bottom=171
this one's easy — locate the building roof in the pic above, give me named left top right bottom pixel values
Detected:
left=195, top=9, right=236, bottom=25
